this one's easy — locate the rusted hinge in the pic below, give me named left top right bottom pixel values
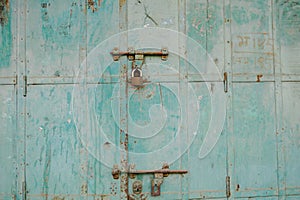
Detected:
left=226, top=176, right=231, bottom=198
left=23, top=75, right=27, bottom=97
left=223, top=72, right=228, bottom=93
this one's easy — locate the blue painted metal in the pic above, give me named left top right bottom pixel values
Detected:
left=0, top=0, right=300, bottom=199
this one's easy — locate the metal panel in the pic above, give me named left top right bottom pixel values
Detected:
left=85, top=83, right=122, bottom=198
left=0, top=0, right=17, bottom=84
left=0, top=85, right=16, bottom=197
left=279, top=1, right=300, bottom=76
left=25, top=85, right=82, bottom=198
left=231, top=0, right=274, bottom=82
left=282, top=83, right=300, bottom=196
left=231, top=82, right=277, bottom=198
left=187, top=0, right=225, bottom=81
left=188, top=82, right=227, bottom=199
left=86, top=0, right=120, bottom=82
left=25, top=1, right=81, bottom=82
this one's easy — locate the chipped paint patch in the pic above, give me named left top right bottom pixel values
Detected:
left=0, top=0, right=9, bottom=26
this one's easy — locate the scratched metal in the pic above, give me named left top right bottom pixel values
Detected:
left=0, top=0, right=300, bottom=200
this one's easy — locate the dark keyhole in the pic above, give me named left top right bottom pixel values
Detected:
left=154, top=184, right=158, bottom=192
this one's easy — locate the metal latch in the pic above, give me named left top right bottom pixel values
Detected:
left=110, top=47, right=169, bottom=61
left=112, top=163, right=188, bottom=196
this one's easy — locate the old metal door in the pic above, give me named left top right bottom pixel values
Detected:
left=1, top=0, right=300, bottom=199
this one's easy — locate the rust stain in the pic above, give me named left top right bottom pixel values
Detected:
left=120, top=174, right=129, bottom=198
left=0, top=0, right=9, bottom=26
left=256, top=74, right=263, bottom=82
left=119, top=0, right=126, bottom=8
left=4, top=0, right=8, bottom=8
left=52, top=196, right=65, bottom=200
left=124, top=133, right=128, bottom=150
left=81, top=183, right=88, bottom=195
left=88, top=0, right=97, bottom=12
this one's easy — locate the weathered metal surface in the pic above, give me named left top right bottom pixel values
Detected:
left=0, top=85, right=16, bottom=198
left=0, top=0, right=300, bottom=199
left=282, top=83, right=300, bottom=196
left=232, top=83, right=277, bottom=197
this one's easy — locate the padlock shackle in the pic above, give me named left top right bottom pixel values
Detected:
left=132, top=68, right=143, bottom=77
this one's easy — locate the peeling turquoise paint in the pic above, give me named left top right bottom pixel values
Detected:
left=232, top=0, right=270, bottom=30
left=0, top=1, right=12, bottom=68
left=278, top=0, right=300, bottom=45
left=186, top=1, right=207, bottom=48
left=232, top=6, right=251, bottom=25
left=40, top=0, right=80, bottom=44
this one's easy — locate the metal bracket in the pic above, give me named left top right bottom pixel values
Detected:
left=223, top=72, right=228, bottom=93
left=110, top=47, right=169, bottom=61
left=23, top=75, right=27, bottom=97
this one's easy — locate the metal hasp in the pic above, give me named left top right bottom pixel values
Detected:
left=111, top=47, right=168, bottom=87
left=110, top=47, right=169, bottom=61
left=111, top=163, right=188, bottom=197
left=151, top=172, right=164, bottom=196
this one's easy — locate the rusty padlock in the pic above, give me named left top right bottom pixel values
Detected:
left=131, top=67, right=143, bottom=86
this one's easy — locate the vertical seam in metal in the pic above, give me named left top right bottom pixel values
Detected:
left=24, top=0, right=27, bottom=196
left=16, top=0, right=28, bottom=198
left=12, top=0, right=18, bottom=198
left=224, top=0, right=233, bottom=198
left=271, top=0, right=285, bottom=198
left=118, top=0, right=129, bottom=199
left=83, top=0, right=89, bottom=198
left=178, top=0, right=188, bottom=199
left=205, top=0, right=208, bottom=53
